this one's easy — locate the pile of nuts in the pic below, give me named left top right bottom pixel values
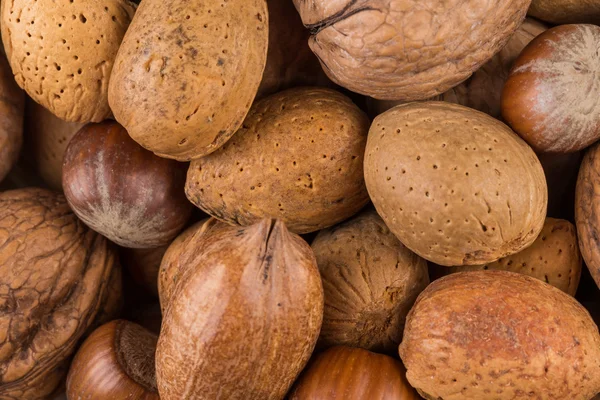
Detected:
left=0, top=0, right=600, bottom=399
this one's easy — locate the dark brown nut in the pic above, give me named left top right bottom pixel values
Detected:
left=451, top=218, right=582, bottom=296
left=156, top=219, right=323, bottom=400
left=289, top=346, right=420, bottom=400
left=109, top=0, right=269, bottom=161
left=400, top=271, right=600, bottom=400
left=366, top=18, right=547, bottom=119
left=364, top=102, right=547, bottom=266
left=186, top=87, right=370, bottom=234
left=0, top=188, right=120, bottom=400
left=529, top=0, right=600, bottom=24
left=502, top=24, right=600, bottom=153
left=25, top=99, right=84, bottom=191
left=293, top=0, right=531, bottom=101
left=0, top=49, right=23, bottom=183
left=0, top=0, right=135, bottom=122
left=311, top=210, right=429, bottom=354
left=66, top=320, right=159, bottom=400
left=62, top=120, right=193, bottom=249
left=121, top=245, right=169, bottom=297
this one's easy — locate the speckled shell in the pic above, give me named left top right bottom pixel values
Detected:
left=452, top=218, right=582, bottom=296
left=529, top=0, right=600, bottom=24
left=156, top=219, right=323, bottom=400
left=502, top=24, right=600, bottom=153
left=364, top=102, right=547, bottom=266
left=311, top=210, right=429, bottom=354
left=289, top=346, right=421, bottom=400
left=186, top=87, right=370, bottom=234
left=293, top=0, right=531, bottom=101
left=0, top=0, right=135, bottom=122
left=0, top=48, right=23, bottom=183
left=0, top=188, right=120, bottom=400
left=399, top=271, right=600, bottom=400
left=108, top=0, right=269, bottom=161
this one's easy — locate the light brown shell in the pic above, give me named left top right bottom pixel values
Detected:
left=399, top=271, right=600, bottom=400
left=293, top=0, right=531, bottom=101
left=364, top=102, right=547, bottom=266
left=0, top=0, right=135, bottom=123
left=529, top=0, right=600, bottom=24
left=108, top=0, right=269, bottom=161
left=312, top=210, right=429, bottom=354
left=451, top=218, right=582, bottom=296
left=156, top=219, right=323, bottom=400
left=0, top=48, right=23, bottom=183
left=25, top=99, right=83, bottom=191
left=367, top=18, right=547, bottom=119
left=186, top=87, right=370, bottom=234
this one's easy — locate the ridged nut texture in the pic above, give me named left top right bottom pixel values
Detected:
left=452, top=218, right=582, bottom=296
left=289, top=346, right=421, bottom=400
left=0, top=0, right=135, bottom=123
left=293, top=0, right=531, bottom=101
left=368, top=18, right=547, bottom=119
left=108, top=0, right=269, bottom=161
left=156, top=219, right=324, bottom=400
left=502, top=24, right=600, bottom=153
left=186, top=87, right=370, bottom=234
left=311, top=210, right=429, bottom=354
left=364, top=102, right=547, bottom=266
left=0, top=188, right=120, bottom=400
left=399, top=271, right=600, bottom=400
left=529, top=0, right=600, bottom=24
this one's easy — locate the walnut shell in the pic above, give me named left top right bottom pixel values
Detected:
left=0, top=0, right=135, bottom=122
left=529, top=0, right=600, bottom=24
left=502, top=24, right=600, bottom=153
left=156, top=219, right=324, bottom=400
left=399, top=271, right=600, bottom=400
left=186, top=87, right=370, bottom=234
left=364, top=102, right=547, bottom=266
left=0, top=50, right=23, bottom=184
left=289, top=346, right=420, bottom=400
left=312, top=210, right=429, bottom=354
left=0, top=188, right=121, bottom=400
left=108, top=0, right=269, bottom=161
left=25, top=99, right=83, bottom=191
left=366, top=18, right=547, bottom=119
left=451, top=218, right=582, bottom=296
left=293, top=0, right=531, bottom=101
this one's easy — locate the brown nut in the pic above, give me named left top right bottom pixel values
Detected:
left=366, top=18, right=547, bottom=119
left=156, top=219, right=324, bottom=400
left=0, top=49, right=23, bottom=183
left=0, top=0, right=135, bottom=122
left=0, top=188, right=121, bottom=400
left=25, top=98, right=84, bottom=191
left=66, top=320, right=159, bottom=400
left=109, top=0, right=269, bottom=161
left=399, top=271, right=600, bottom=400
left=312, top=210, right=429, bottom=354
left=289, top=346, right=420, bottom=400
left=529, top=0, right=600, bottom=24
left=121, top=245, right=169, bottom=297
left=451, top=218, right=582, bottom=296
left=502, top=24, right=600, bottom=153
left=364, top=102, right=547, bottom=266
left=293, top=0, right=531, bottom=101
left=62, top=120, right=193, bottom=248
left=186, top=87, right=370, bottom=234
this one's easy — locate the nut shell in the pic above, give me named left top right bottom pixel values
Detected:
left=502, top=24, right=600, bottom=153
left=109, top=0, right=269, bottom=161
left=0, top=50, right=23, bottom=183
left=0, top=188, right=120, bottom=400
left=451, top=218, right=582, bottom=296
left=293, top=0, right=531, bottom=101
left=186, top=87, right=370, bottom=234
left=289, top=346, right=420, bottom=400
left=529, top=0, right=600, bottom=24
left=399, top=271, right=600, bottom=400
left=312, top=210, right=429, bottom=353
left=156, top=219, right=324, bottom=400
left=364, top=102, right=547, bottom=266
left=0, top=0, right=135, bottom=122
